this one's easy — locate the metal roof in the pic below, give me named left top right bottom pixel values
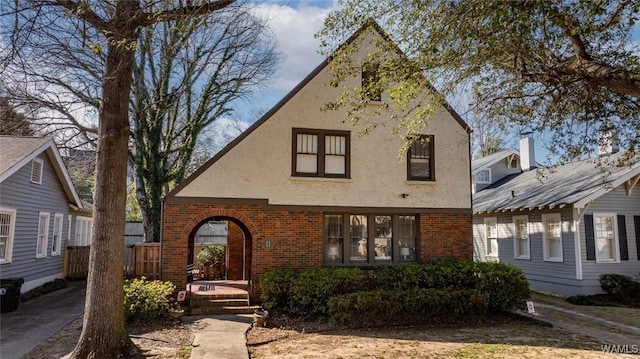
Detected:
left=473, top=152, right=640, bottom=213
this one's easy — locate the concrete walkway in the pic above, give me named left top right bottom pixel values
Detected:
left=0, top=281, right=86, bottom=359
left=518, top=302, right=640, bottom=345
left=184, top=314, right=254, bottom=359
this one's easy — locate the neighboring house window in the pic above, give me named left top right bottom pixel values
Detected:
left=75, top=217, right=93, bottom=246
left=31, top=158, right=43, bottom=184
left=594, top=213, right=619, bottom=263
left=484, top=217, right=498, bottom=257
left=513, top=215, right=530, bottom=259
left=292, top=129, right=350, bottom=178
left=407, top=135, right=435, bottom=181
left=362, top=62, right=381, bottom=101
left=542, top=213, right=563, bottom=262
left=52, top=213, right=63, bottom=256
left=0, top=207, right=17, bottom=264
left=476, top=169, right=491, bottom=184
left=36, top=212, right=50, bottom=258
left=324, top=214, right=417, bottom=264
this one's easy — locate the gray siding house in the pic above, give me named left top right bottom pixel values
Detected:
left=473, top=137, right=640, bottom=296
left=0, top=136, right=87, bottom=292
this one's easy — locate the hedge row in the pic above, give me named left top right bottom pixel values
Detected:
left=328, top=288, right=487, bottom=326
left=260, top=261, right=529, bottom=320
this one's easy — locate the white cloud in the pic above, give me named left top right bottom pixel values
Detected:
left=253, top=2, right=339, bottom=91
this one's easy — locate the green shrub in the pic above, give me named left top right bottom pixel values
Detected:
left=289, top=267, right=366, bottom=317
left=197, top=244, right=225, bottom=268
left=259, top=261, right=529, bottom=319
left=600, top=274, right=640, bottom=301
left=260, top=267, right=297, bottom=310
left=328, top=288, right=486, bottom=326
left=20, top=278, right=68, bottom=302
left=123, top=277, right=175, bottom=321
left=472, top=262, right=530, bottom=313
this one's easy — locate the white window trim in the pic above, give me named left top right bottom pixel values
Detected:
left=51, top=213, right=64, bottom=256
left=542, top=213, right=563, bottom=262
left=476, top=169, right=492, bottom=184
left=36, top=211, right=50, bottom=258
left=513, top=215, right=530, bottom=260
left=593, top=212, right=620, bottom=264
left=484, top=217, right=498, bottom=257
left=0, top=206, right=17, bottom=264
left=31, top=158, right=44, bottom=184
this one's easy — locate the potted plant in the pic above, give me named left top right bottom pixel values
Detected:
left=197, top=244, right=225, bottom=279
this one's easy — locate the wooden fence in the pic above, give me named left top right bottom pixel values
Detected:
left=64, top=241, right=91, bottom=279
left=65, top=241, right=161, bottom=280
left=133, top=243, right=161, bottom=280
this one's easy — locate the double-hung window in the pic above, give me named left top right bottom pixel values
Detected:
left=292, top=129, right=350, bottom=178
left=593, top=213, right=619, bottom=262
left=484, top=217, right=498, bottom=257
left=513, top=215, right=530, bottom=259
left=542, top=213, right=563, bottom=262
left=36, top=212, right=50, bottom=258
left=407, top=135, right=435, bottom=181
left=52, top=213, right=63, bottom=256
left=0, top=207, right=17, bottom=263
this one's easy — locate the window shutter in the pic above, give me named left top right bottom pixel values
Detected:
left=584, top=214, right=596, bottom=260
left=617, top=215, right=629, bottom=260
left=31, top=159, right=43, bottom=184
left=634, top=216, right=640, bottom=260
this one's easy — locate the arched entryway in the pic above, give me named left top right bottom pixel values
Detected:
left=187, top=216, right=252, bottom=282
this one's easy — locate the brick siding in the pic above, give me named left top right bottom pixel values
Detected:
left=162, top=202, right=471, bottom=299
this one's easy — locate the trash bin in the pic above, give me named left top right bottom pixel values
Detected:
left=0, top=278, right=24, bottom=313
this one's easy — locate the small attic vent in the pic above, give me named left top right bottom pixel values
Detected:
left=31, top=159, right=43, bottom=184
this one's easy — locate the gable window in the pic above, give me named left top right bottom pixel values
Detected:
left=407, top=135, right=435, bottom=181
left=594, top=213, right=619, bottom=263
left=542, top=213, right=563, bottom=262
left=513, top=215, right=530, bottom=259
left=292, top=129, right=350, bottom=178
left=36, top=212, right=50, bottom=258
left=507, top=157, right=519, bottom=169
left=0, top=207, right=17, bottom=264
left=484, top=217, right=498, bottom=257
left=362, top=63, right=381, bottom=101
left=52, top=213, right=63, bottom=256
left=31, top=158, right=43, bottom=184
left=324, top=214, right=417, bottom=264
left=476, top=169, right=491, bottom=184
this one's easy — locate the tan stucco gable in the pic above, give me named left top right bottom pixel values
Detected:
left=168, top=24, right=470, bottom=210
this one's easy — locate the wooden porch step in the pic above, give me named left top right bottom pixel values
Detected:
left=207, top=298, right=250, bottom=307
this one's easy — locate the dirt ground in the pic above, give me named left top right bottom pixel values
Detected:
left=24, top=316, right=193, bottom=359
left=24, top=302, right=640, bottom=359
left=247, top=314, right=635, bottom=359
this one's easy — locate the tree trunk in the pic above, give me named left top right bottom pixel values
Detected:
left=67, top=2, right=142, bottom=358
